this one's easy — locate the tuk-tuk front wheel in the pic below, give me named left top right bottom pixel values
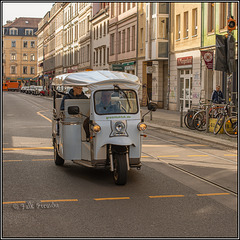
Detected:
left=113, top=153, right=127, bottom=185
left=54, top=144, right=64, bottom=166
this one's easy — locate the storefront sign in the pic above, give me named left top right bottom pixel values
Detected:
left=112, top=64, right=125, bottom=72
left=201, top=51, right=213, bottom=69
left=177, top=56, right=193, bottom=66
left=125, top=65, right=135, bottom=71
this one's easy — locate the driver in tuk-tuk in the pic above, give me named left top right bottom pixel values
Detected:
left=60, top=86, right=90, bottom=141
left=96, top=91, right=120, bottom=114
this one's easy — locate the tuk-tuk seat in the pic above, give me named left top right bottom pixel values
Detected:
left=55, top=98, right=63, bottom=119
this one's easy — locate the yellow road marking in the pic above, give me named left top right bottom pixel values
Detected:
left=141, top=156, right=149, bottom=158
left=94, top=197, right=130, bottom=201
left=142, top=145, right=173, bottom=147
left=149, top=195, right=185, bottom=198
left=40, top=199, right=78, bottom=202
left=187, top=155, right=208, bottom=157
left=32, top=159, right=53, bottom=161
left=158, top=155, right=180, bottom=158
left=197, top=193, right=230, bottom=196
left=3, top=160, right=23, bottom=162
left=185, top=144, right=207, bottom=146
left=37, top=111, right=52, bottom=122
left=3, top=147, right=53, bottom=151
left=3, top=193, right=232, bottom=205
left=224, top=154, right=237, bottom=156
left=3, top=201, right=26, bottom=204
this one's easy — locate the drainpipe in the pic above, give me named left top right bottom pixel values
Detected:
left=166, top=3, right=171, bottom=110
left=136, top=3, right=138, bottom=77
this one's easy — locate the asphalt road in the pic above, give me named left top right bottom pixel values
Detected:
left=2, top=92, right=238, bottom=238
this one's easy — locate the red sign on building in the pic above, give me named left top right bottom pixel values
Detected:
left=177, top=56, right=193, bottom=66
left=201, top=51, right=213, bottom=69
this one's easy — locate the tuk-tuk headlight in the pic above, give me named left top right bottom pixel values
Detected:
left=137, top=122, right=147, bottom=131
left=115, top=121, right=125, bottom=133
left=92, top=124, right=101, bottom=133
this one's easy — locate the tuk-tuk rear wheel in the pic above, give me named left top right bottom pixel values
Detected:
left=54, top=144, right=64, bottom=166
left=113, top=153, right=127, bottom=185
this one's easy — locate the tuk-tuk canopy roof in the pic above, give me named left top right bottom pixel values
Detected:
left=52, top=71, right=140, bottom=90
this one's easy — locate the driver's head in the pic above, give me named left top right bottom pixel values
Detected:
left=101, top=91, right=111, bottom=106
left=73, top=86, right=83, bottom=96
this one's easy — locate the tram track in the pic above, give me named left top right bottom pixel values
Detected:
left=142, top=129, right=238, bottom=196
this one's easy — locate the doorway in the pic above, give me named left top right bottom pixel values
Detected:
left=179, top=69, right=192, bottom=111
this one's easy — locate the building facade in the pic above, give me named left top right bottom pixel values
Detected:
left=33, top=2, right=238, bottom=110
left=3, top=17, right=41, bottom=86
left=201, top=2, right=238, bottom=108
left=142, top=3, right=170, bottom=108
left=170, top=3, right=202, bottom=111
left=91, top=3, right=110, bottom=71
left=109, top=3, right=137, bottom=74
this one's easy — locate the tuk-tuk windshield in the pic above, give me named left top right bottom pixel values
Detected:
left=94, top=90, right=138, bottom=115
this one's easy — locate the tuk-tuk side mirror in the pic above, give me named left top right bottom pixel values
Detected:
left=68, top=106, right=79, bottom=115
left=148, top=102, right=158, bottom=112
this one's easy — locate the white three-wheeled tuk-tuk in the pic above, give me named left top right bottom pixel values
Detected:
left=52, top=71, right=157, bottom=185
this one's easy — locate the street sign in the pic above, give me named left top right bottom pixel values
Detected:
left=112, top=64, right=125, bottom=72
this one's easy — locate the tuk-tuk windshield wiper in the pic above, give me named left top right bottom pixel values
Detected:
left=113, top=85, right=131, bottom=109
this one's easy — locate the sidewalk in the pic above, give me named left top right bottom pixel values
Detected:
left=141, top=107, right=238, bottom=150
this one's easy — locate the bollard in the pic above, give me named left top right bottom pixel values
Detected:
left=150, top=111, right=152, bottom=121
left=180, top=102, right=183, bottom=127
left=206, top=105, right=209, bottom=133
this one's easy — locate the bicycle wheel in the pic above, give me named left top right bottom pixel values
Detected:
left=184, top=110, right=197, bottom=130
left=193, top=110, right=207, bottom=131
left=224, top=116, right=238, bottom=137
left=213, top=115, right=225, bottom=135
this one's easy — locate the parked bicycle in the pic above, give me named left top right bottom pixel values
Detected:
left=192, top=102, right=225, bottom=131
left=223, top=113, right=238, bottom=138
left=184, top=100, right=209, bottom=130
left=213, top=104, right=231, bottom=135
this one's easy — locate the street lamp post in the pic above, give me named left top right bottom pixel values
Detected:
left=43, top=44, right=47, bottom=91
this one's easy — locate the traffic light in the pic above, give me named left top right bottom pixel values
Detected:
left=227, top=17, right=236, bottom=32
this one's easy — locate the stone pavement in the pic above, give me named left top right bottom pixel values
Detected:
left=141, top=107, right=238, bottom=150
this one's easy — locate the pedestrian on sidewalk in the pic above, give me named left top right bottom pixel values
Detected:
left=211, top=85, right=224, bottom=104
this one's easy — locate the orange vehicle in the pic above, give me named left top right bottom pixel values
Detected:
left=3, top=81, right=21, bottom=91
left=3, top=83, right=8, bottom=91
